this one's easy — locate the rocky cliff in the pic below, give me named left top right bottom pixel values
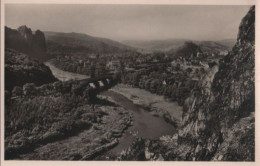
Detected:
left=5, top=25, right=49, bottom=61
left=178, top=5, right=255, bottom=161
left=118, top=6, right=255, bottom=161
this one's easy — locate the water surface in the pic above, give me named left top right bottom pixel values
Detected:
left=100, top=91, right=177, bottom=156
left=45, top=61, right=89, bottom=81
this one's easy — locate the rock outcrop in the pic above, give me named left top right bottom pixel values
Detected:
left=178, top=6, right=255, bottom=161
left=118, top=6, right=255, bottom=161
left=5, top=25, right=49, bottom=61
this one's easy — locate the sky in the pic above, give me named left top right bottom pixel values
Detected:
left=5, top=4, right=251, bottom=41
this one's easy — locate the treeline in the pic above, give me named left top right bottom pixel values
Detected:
left=121, top=68, right=198, bottom=106
left=52, top=58, right=109, bottom=78
left=7, top=76, right=119, bottom=103
left=52, top=58, right=91, bottom=75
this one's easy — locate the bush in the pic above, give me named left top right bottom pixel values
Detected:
left=12, top=86, right=23, bottom=97
left=23, top=83, right=36, bottom=96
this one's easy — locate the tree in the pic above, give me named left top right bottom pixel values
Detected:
left=23, top=83, right=36, bottom=96
left=12, top=86, right=23, bottom=97
left=186, top=67, right=193, bottom=73
left=150, top=79, right=160, bottom=93
left=71, top=83, right=82, bottom=96
left=53, top=81, right=62, bottom=92
left=5, top=90, right=11, bottom=105
left=132, top=72, right=141, bottom=86
left=144, top=78, right=152, bottom=90
left=83, top=86, right=96, bottom=103
left=176, top=63, right=181, bottom=71
left=62, top=81, right=72, bottom=94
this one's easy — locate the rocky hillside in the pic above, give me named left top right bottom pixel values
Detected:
left=119, top=6, right=255, bottom=161
left=5, top=25, right=49, bottom=61
left=5, top=48, right=57, bottom=91
left=178, top=5, right=255, bottom=161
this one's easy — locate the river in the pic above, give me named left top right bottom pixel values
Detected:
left=45, top=61, right=90, bottom=81
left=98, top=91, right=177, bottom=158
left=40, top=62, right=181, bottom=160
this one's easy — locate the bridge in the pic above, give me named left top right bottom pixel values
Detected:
left=70, top=75, right=119, bottom=97
left=80, top=75, right=117, bottom=89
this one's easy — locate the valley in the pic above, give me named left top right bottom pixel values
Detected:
left=3, top=5, right=255, bottom=162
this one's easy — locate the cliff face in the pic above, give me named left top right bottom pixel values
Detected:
left=5, top=25, right=48, bottom=62
left=118, top=6, right=255, bottom=162
left=5, top=48, right=57, bottom=91
left=179, top=6, right=255, bottom=161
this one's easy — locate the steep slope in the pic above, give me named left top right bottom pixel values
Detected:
left=179, top=5, right=255, bottom=161
left=118, top=6, right=255, bottom=161
left=5, top=48, right=57, bottom=91
left=5, top=25, right=49, bottom=61
left=44, top=31, right=136, bottom=56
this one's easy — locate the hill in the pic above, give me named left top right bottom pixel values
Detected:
left=123, top=39, right=187, bottom=52
left=44, top=31, right=136, bottom=57
left=123, top=39, right=234, bottom=55
left=168, top=41, right=202, bottom=58
left=216, top=39, right=236, bottom=50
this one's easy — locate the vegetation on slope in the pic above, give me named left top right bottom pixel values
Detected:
left=5, top=48, right=57, bottom=91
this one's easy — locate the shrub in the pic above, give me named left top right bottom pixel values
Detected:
left=12, top=86, right=23, bottom=97
left=23, top=83, right=36, bottom=96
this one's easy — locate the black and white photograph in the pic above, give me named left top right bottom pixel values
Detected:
left=1, top=0, right=257, bottom=164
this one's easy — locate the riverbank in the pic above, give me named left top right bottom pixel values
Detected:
left=110, top=84, right=183, bottom=126
left=16, top=89, right=178, bottom=160
left=95, top=90, right=178, bottom=159
left=45, top=60, right=89, bottom=81
left=17, top=101, right=133, bottom=160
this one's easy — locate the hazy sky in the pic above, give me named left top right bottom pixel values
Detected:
left=5, top=4, right=251, bottom=41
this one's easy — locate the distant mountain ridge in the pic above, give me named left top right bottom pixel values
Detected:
left=123, top=38, right=236, bottom=54
left=216, top=39, right=237, bottom=50
left=44, top=31, right=136, bottom=57
left=123, top=39, right=187, bottom=52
